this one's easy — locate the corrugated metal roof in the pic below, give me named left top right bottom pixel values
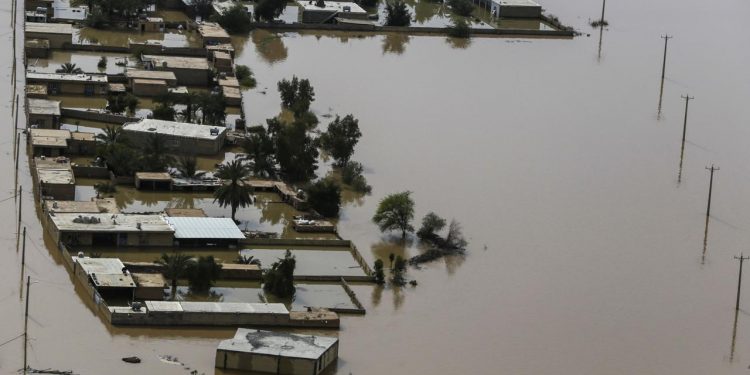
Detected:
left=165, top=217, right=245, bottom=240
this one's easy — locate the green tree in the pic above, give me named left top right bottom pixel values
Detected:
left=175, top=154, right=205, bottom=179
left=152, top=104, right=176, bottom=121
left=262, top=249, right=296, bottom=298
left=94, top=181, right=117, bottom=198
left=305, top=178, right=341, bottom=217
left=372, top=191, right=415, bottom=238
left=217, top=3, right=253, bottom=34
left=416, top=212, right=446, bottom=240
left=95, top=124, right=127, bottom=150
left=274, top=119, right=319, bottom=183
left=189, top=0, right=214, bottom=19
left=391, top=255, right=407, bottom=286
left=56, top=63, right=83, bottom=74
left=185, top=256, right=222, bottom=293
left=385, top=1, right=411, bottom=26
left=237, top=255, right=262, bottom=266
left=319, top=114, right=362, bottom=166
left=373, top=258, right=385, bottom=284
left=102, top=144, right=139, bottom=176
left=341, top=161, right=371, bottom=193
left=178, top=92, right=200, bottom=123
left=156, top=253, right=195, bottom=300
left=241, top=130, right=276, bottom=177
left=277, top=76, right=315, bottom=118
left=198, top=92, right=227, bottom=126
left=235, top=65, right=257, bottom=88
left=139, top=133, right=175, bottom=172
left=254, top=0, right=286, bottom=22
left=97, top=56, right=108, bottom=70
left=107, top=93, right=138, bottom=114
left=448, top=0, right=474, bottom=17
left=213, top=160, right=254, bottom=221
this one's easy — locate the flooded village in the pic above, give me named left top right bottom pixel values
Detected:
left=3, top=0, right=750, bottom=374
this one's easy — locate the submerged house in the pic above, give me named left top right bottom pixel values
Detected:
left=27, top=98, right=61, bottom=129
left=197, top=22, right=231, bottom=46
left=489, top=0, right=542, bottom=18
left=72, top=256, right=136, bottom=299
left=25, top=22, right=73, bottom=49
left=298, top=1, right=368, bottom=24
left=139, top=17, right=165, bottom=32
left=121, top=119, right=227, bottom=155
left=215, top=329, right=339, bottom=375
left=34, top=157, right=75, bottom=200
left=141, top=55, right=211, bottom=86
left=47, top=213, right=174, bottom=247
left=29, top=128, right=71, bottom=156
left=165, top=216, right=245, bottom=247
left=26, top=72, right=109, bottom=96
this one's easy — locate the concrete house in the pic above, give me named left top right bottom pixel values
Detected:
left=298, top=1, right=368, bottom=23
left=25, top=22, right=73, bottom=49
left=29, top=128, right=71, bottom=156
left=25, top=39, right=50, bottom=58
left=24, top=0, right=54, bottom=17
left=34, top=157, right=75, bottom=200
left=47, top=213, right=175, bottom=247
left=490, top=0, right=542, bottom=18
left=126, top=70, right=178, bottom=87
left=26, top=72, right=109, bottom=96
left=72, top=257, right=136, bottom=299
left=197, top=22, right=231, bottom=46
left=216, top=329, right=339, bottom=375
left=27, top=98, right=61, bottom=129
left=139, top=17, right=165, bottom=32
left=165, top=216, right=245, bottom=247
left=68, top=131, right=97, bottom=155
left=141, top=55, right=211, bottom=86
left=122, top=119, right=227, bottom=155
left=213, top=51, right=233, bottom=74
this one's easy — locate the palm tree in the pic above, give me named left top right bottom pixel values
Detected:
left=95, top=125, right=126, bottom=148
left=56, top=63, right=84, bottom=74
left=178, top=92, right=200, bottom=123
left=140, top=133, right=176, bottom=172
left=213, top=160, right=254, bottom=222
left=156, top=253, right=195, bottom=300
left=241, top=132, right=276, bottom=178
left=175, top=154, right=205, bottom=179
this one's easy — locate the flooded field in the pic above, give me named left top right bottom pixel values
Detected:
left=4, top=0, right=750, bottom=374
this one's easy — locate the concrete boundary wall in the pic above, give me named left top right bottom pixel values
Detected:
left=241, top=238, right=352, bottom=247
left=339, top=278, right=366, bottom=315
left=61, top=108, right=139, bottom=124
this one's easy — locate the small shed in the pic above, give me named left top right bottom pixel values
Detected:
left=218, top=77, right=240, bottom=88
left=222, top=86, right=242, bottom=106
left=132, top=273, right=167, bottom=300
left=491, top=0, right=542, bottom=18
left=132, top=78, right=169, bottom=97
left=34, top=156, right=75, bottom=200
left=27, top=98, right=61, bottom=129
left=165, top=216, right=245, bottom=247
left=69, top=131, right=97, bottom=155
left=108, top=83, right=127, bottom=94
left=72, top=256, right=136, bottom=298
left=139, top=17, right=165, bottom=32
left=213, top=51, right=233, bottom=73
left=215, top=329, right=339, bottom=375
left=135, top=172, right=173, bottom=190
left=25, top=38, right=50, bottom=58
left=197, top=22, right=231, bottom=46
left=26, top=84, right=48, bottom=98
left=29, top=128, right=71, bottom=156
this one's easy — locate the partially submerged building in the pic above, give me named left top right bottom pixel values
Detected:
left=131, top=273, right=167, bottom=300
left=44, top=198, right=118, bottom=215
left=222, top=86, right=242, bottom=106
left=213, top=51, right=233, bottom=74
left=68, top=131, right=97, bottom=155
left=298, top=1, right=368, bottom=23
left=141, top=55, right=211, bottom=86
left=197, top=22, right=231, bottom=46
left=139, top=17, right=166, bottom=32
left=121, top=119, right=227, bottom=155
left=26, top=72, right=109, bottom=96
left=27, top=98, right=61, bottom=129
left=72, top=256, right=136, bottom=299
left=25, top=22, right=73, bottom=49
left=29, top=128, right=70, bottom=156
left=215, top=329, right=339, bottom=375
left=135, top=172, right=173, bottom=190
left=489, top=0, right=542, bottom=18
left=34, top=157, right=75, bottom=200
left=47, top=213, right=174, bottom=247
left=126, top=69, right=178, bottom=87
left=25, top=39, right=49, bottom=58
left=165, top=216, right=245, bottom=247
left=24, top=1, right=54, bottom=18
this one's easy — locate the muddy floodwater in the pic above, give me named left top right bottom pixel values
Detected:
left=3, top=0, right=750, bottom=374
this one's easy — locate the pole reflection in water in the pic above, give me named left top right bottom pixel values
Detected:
left=597, top=25, right=605, bottom=62
left=729, top=308, right=739, bottom=363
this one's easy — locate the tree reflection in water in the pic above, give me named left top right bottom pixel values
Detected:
left=382, top=33, right=410, bottom=55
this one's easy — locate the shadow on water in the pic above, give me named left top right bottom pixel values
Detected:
left=596, top=25, right=605, bottom=62
left=446, top=36, right=471, bottom=49
left=249, top=30, right=288, bottom=65
left=382, top=33, right=410, bottom=55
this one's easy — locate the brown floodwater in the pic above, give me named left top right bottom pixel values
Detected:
left=4, top=0, right=750, bottom=374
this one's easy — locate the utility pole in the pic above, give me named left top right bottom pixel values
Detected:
left=660, top=35, right=672, bottom=81
left=599, top=0, right=606, bottom=24
left=20, top=227, right=26, bottom=284
left=735, top=253, right=749, bottom=311
left=702, top=164, right=719, bottom=258
left=16, top=185, right=22, bottom=252
left=677, top=94, right=694, bottom=184
left=23, top=275, right=30, bottom=375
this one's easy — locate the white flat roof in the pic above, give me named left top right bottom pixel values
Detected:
left=122, top=119, right=226, bottom=141
left=49, top=213, right=174, bottom=233
left=298, top=1, right=366, bottom=14
left=142, top=55, right=210, bottom=70
left=218, top=329, right=338, bottom=360
left=145, top=301, right=288, bottom=314
left=26, top=72, right=108, bottom=83
left=493, top=0, right=541, bottom=7
left=198, top=22, right=230, bottom=39
left=126, top=69, right=177, bottom=81
left=35, top=157, right=74, bottom=184
left=28, top=98, right=61, bottom=116
left=26, top=22, right=74, bottom=35
left=73, top=257, right=136, bottom=288
left=165, top=217, right=245, bottom=239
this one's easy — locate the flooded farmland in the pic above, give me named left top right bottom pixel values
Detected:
left=3, top=0, right=750, bottom=374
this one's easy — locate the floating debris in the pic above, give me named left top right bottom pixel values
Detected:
left=122, top=356, right=141, bottom=364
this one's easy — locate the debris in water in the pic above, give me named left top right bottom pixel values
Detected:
left=122, top=356, right=141, bottom=364
left=23, top=369, right=76, bottom=374
left=159, top=355, right=184, bottom=366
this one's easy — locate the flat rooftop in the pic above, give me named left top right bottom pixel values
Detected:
left=26, top=22, right=74, bottom=35
left=142, top=55, right=210, bottom=70
left=28, top=98, right=61, bottom=116
left=164, top=208, right=207, bottom=217
left=198, top=22, right=230, bottom=39
left=145, top=301, right=289, bottom=314
left=45, top=198, right=118, bottom=214
left=71, top=131, right=97, bottom=142
left=25, top=39, right=50, bottom=48
left=222, top=86, right=241, bottom=99
left=132, top=272, right=166, bottom=288
left=493, top=0, right=541, bottom=6
left=30, top=128, right=70, bottom=148
left=49, top=213, right=174, bottom=233
left=26, top=72, right=108, bottom=84
left=73, top=257, right=136, bottom=288
left=298, top=1, right=366, bottom=14
left=126, top=69, right=177, bottom=82
left=35, top=157, right=74, bottom=184
left=165, top=217, right=245, bottom=240
left=218, top=329, right=338, bottom=360
left=218, top=77, right=240, bottom=87
left=132, top=78, right=167, bottom=86
left=122, top=119, right=226, bottom=141
left=136, top=172, right=172, bottom=181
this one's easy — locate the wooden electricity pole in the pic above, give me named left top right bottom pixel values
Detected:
left=599, top=0, right=607, bottom=24
left=677, top=94, right=693, bottom=183
left=23, top=275, right=30, bottom=374
left=20, top=227, right=26, bottom=284
left=702, top=164, right=719, bottom=258
left=735, top=254, right=749, bottom=311
left=16, top=185, right=22, bottom=252
left=660, top=35, right=672, bottom=81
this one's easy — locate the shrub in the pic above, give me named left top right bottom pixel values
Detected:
left=235, top=65, right=257, bottom=88
left=305, top=178, right=342, bottom=218
left=186, top=256, right=222, bottom=293
left=218, top=3, right=254, bottom=34
left=385, top=1, right=411, bottom=26
left=263, top=250, right=296, bottom=298
left=448, top=0, right=474, bottom=17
